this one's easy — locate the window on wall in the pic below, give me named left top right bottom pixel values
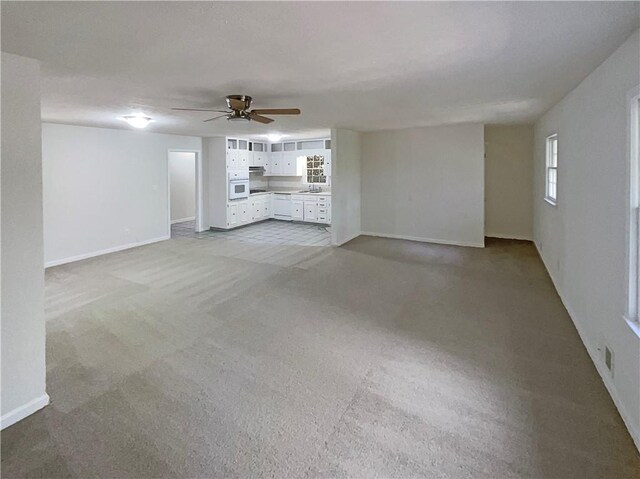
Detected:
left=306, top=154, right=327, bottom=184
left=627, top=91, right=640, bottom=331
left=545, top=134, right=558, bottom=205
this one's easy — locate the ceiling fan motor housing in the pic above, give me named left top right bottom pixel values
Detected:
left=226, top=94, right=252, bottom=111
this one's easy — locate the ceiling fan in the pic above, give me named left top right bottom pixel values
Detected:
left=172, top=95, right=300, bottom=124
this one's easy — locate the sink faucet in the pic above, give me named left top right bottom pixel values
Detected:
left=308, top=184, right=321, bottom=193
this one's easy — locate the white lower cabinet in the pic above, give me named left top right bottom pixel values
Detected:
left=263, top=198, right=271, bottom=218
left=291, top=195, right=331, bottom=224
left=227, top=203, right=238, bottom=227
left=291, top=200, right=304, bottom=221
left=227, top=194, right=328, bottom=229
left=247, top=195, right=272, bottom=222
left=251, top=200, right=262, bottom=221
left=238, top=200, right=249, bottom=224
left=304, top=201, right=317, bottom=222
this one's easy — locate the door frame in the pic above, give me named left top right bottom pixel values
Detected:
left=167, top=149, right=204, bottom=234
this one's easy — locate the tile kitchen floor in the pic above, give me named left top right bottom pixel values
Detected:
left=171, top=219, right=331, bottom=246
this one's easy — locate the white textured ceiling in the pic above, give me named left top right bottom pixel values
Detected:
left=2, top=1, right=638, bottom=137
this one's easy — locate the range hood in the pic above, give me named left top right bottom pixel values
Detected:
left=249, top=166, right=265, bottom=173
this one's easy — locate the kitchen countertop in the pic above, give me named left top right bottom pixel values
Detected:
left=271, top=190, right=331, bottom=196
left=249, top=190, right=331, bottom=197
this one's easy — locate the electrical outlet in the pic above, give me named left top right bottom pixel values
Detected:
left=605, top=346, right=614, bottom=377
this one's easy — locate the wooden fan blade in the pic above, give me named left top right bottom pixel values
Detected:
left=172, top=108, right=228, bottom=112
left=203, top=114, right=229, bottom=122
left=251, top=108, right=301, bottom=115
left=248, top=112, right=274, bottom=124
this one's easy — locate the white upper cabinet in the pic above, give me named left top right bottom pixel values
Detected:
left=297, top=139, right=324, bottom=150
left=270, top=143, right=283, bottom=174
left=244, top=137, right=331, bottom=177
left=238, top=139, right=249, bottom=168
left=271, top=142, right=283, bottom=161
left=283, top=142, right=297, bottom=167
left=323, top=149, right=332, bottom=177
left=250, top=141, right=268, bottom=167
left=227, top=138, right=239, bottom=168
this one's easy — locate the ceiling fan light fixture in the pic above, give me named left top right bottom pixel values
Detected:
left=227, top=116, right=250, bottom=122
left=123, top=115, right=152, bottom=128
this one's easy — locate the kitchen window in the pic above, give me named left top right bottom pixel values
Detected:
left=306, top=154, right=327, bottom=184
left=545, top=134, right=558, bottom=205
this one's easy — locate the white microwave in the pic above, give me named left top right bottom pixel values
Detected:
left=229, top=176, right=249, bottom=200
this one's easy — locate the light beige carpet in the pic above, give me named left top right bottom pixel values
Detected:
left=1, top=235, right=638, bottom=478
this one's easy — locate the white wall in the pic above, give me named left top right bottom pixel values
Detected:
left=331, top=129, right=361, bottom=245
left=42, top=124, right=201, bottom=266
left=204, top=136, right=227, bottom=229
left=169, top=151, right=196, bottom=223
left=485, top=125, right=534, bottom=240
left=361, top=124, right=485, bottom=247
left=1, top=53, right=48, bottom=428
left=534, top=30, right=640, bottom=449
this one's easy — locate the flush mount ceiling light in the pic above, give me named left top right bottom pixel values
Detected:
left=123, top=115, right=152, bottom=128
left=266, top=133, right=283, bottom=142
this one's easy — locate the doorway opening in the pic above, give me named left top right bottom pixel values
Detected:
left=168, top=150, right=200, bottom=238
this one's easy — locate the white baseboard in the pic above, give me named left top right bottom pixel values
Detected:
left=171, top=216, right=196, bottom=225
left=45, top=235, right=170, bottom=268
left=361, top=231, right=485, bottom=248
left=1, top=394, right=49, bottom=430
left=486, top=233, right=533, bottom=241
left=534, top=243, right=640, bottom=452
left=333, top=231, right=361, bottom=246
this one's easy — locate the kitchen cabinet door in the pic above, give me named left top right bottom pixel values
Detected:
left=227, top=203, right=238, bottom=227
left=304, top=201, right=317, bottom=222
left=292, top=200, right=304, bottom=221
left=270, top=143, right=283, bottom=173
left=227, top=138, right=239, bottom=168
left=283, top=157, right=294, bottom=176
left=283, top=155, right=302, bottom=176
left=263, top=151, right=271, bottom=172
left=262, top=198, right=271, bottom=218
left=227, top=150, right=238, bottom=170
left=251, top=201, right=261, bottom=221
left=238, top=152, right=249, bottom=168
left=270, top=158, right=283, bottom=175
left=238, top=201, right=249, bottom=224
left=323, top=149, right=332, bottom=177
